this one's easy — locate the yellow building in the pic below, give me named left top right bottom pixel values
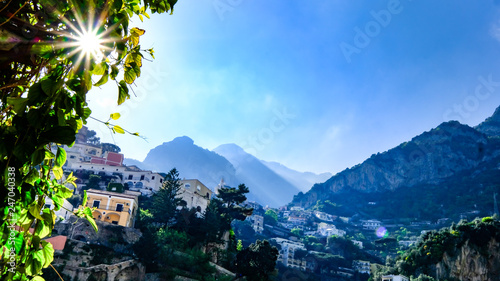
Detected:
left=179, top=179, right=213, bottom=213
left=84, top=189, right=139, bottom=227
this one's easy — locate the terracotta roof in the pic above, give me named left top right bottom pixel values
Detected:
left=44, top=235, right=67, bottom=251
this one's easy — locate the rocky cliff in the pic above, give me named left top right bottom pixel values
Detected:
left=436, top=239, right=500, bottom=281
left=396, top=218, right=500, bottom=281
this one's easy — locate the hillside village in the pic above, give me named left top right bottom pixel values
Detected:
left=38, top=126, right=499, bottom=281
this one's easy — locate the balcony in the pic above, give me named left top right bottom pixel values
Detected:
left=86, top=203, right=133, bottom=213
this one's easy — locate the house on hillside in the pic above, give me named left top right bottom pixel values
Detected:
left=272, top=238, right=307, bottom=271
left=317, top=222, right=346, bottom=237
left=85, top=189, right=139, bottom=227
left=179, top=179, right=213, bottom=213
left=45, top=198, right=74, bottom=221
left=353, top=260, right=371, bottom=275
left=382, top=275, right=409, bottom=281
left=247, top=214, right=264, bottom=233
left=123, top=165, right=164, bottom=195
left=361, top=219, right=382, bottom=230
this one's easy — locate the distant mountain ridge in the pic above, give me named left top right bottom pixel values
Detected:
left=292, top=106, right=500, bottom=221
left=124, top=137, right=329, bottom=207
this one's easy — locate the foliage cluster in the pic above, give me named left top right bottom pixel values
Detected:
left=133, top=168, right=278, bottom=280
left=372, top=217, right=500, bottom=280
left=0, top=0, right=179, bottom=279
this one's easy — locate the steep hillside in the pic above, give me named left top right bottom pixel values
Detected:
left=292, top=105, right=500, bottom=221
left=294, top=121, right=500, bottom=208
left=213, top=144, right=301, bottom=207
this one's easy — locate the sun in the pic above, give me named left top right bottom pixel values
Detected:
left=54, top=9, right=117, bottom=72
left=75, top=28, right=105, bottom=60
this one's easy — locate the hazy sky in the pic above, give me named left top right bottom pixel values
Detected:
left=88, top=0, right=500, bottom=174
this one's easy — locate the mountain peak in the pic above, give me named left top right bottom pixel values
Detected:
left=168, top=136, right=194, bottom=145
left=214, top=143, right=246, bottom=155
left=475, top=105, right=500, bottom=137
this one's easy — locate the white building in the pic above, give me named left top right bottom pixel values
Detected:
left=352, top=240, right=364, bottom=249
left=317, top=222, right=345, bottom=237
left=361, top=219, right=382, bottom=230
left=247, top=214, right=264, bottom=233
left=382, top=275, right=409, bottom=281
left=353, top=260, right=371, bottom=275
left=314, top=211, right=337, bottom=222
left=123, top=166, right=164, bottom=195
left=272, top=238, right=306, bottom=270
left=45, top=198, right=74, bottom=221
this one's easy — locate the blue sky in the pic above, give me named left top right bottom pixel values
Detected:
left=88, top=0, right=500, bottom=174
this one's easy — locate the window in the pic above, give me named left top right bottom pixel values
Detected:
left=140, top=175, right=145, bottom=180
left=92, top=201, right=100, bottom=208
left=197, top=185, right=201, bottom=191
left=185, top=183, right=191, bottom=189
left=70, top=155, right=76, bottom=159
left=112, top=221, right=118, bottom=225
left=116, top=204, right=123, bottom=212
left=128, top=174, right=133, bottom=180
left=152, top=176, right=155, bottom=180
left=160, top=179, right=163, bottom=183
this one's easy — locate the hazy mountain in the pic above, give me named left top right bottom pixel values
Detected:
left=213, top=144, right=302, bottom=207
left=292, top=106, right=500, bottom=221
left=260, top=160, right=332, bottom=192
left=124, top=137, right=316, bottom=207
left=128, top=136, right=240, bottom=190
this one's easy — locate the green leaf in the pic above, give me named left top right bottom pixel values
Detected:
left=82, top=190, right=88, bottom=206
left=118, top=80, right=130, bottom=105
left=28, top=82, right=47, bottom=105
left=29, top=204, right=44, bottom=221
left=55, top=147, right=67, bottom=167
left=84, top=210, right=99, bottom=233
left=123, top=67, right=136, bottom=84
left=129, top=27, right=145, bottom=47
left=35, top=220, right=51, bottom=238
left=6, top=97, right=28, bottom=113
left=31, top=148, right=46, bottom=166
left=41, top=78, right=58, bottom=96
left=113, top=125, right=125, bottom=134
left=41, top=241, right=54, bottom=268
left=25, top=252, right=43, bottom=276
left=44, top=149, right=55, bottom=160
left=40, top=126, right=76, bottom=145
left=110, top=65, right=119, bottom=80
left=113, top=0, right=123, bottom=10
left=32, top=276, right=45, bottom=281
left=51, top=195, right=64, bottom=211
left=83, top=107, right=92, bottom=119
left=110, top=113, right=121, bottom=120
left=92, top=62, right=107, bottom=76
left=94, top=73, right=109, bottom=87
left=56, top=185, right=73, bottom=199
left=84, top=71, right=92, bottom=91
left=52, top=166, right=63, bottom=180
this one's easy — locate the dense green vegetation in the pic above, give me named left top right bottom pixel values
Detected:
left=0, top=0, right=179, bottom=279
left=370, top=217, right=500, bottom=281
left=133, top=168, right=278, bottom=280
